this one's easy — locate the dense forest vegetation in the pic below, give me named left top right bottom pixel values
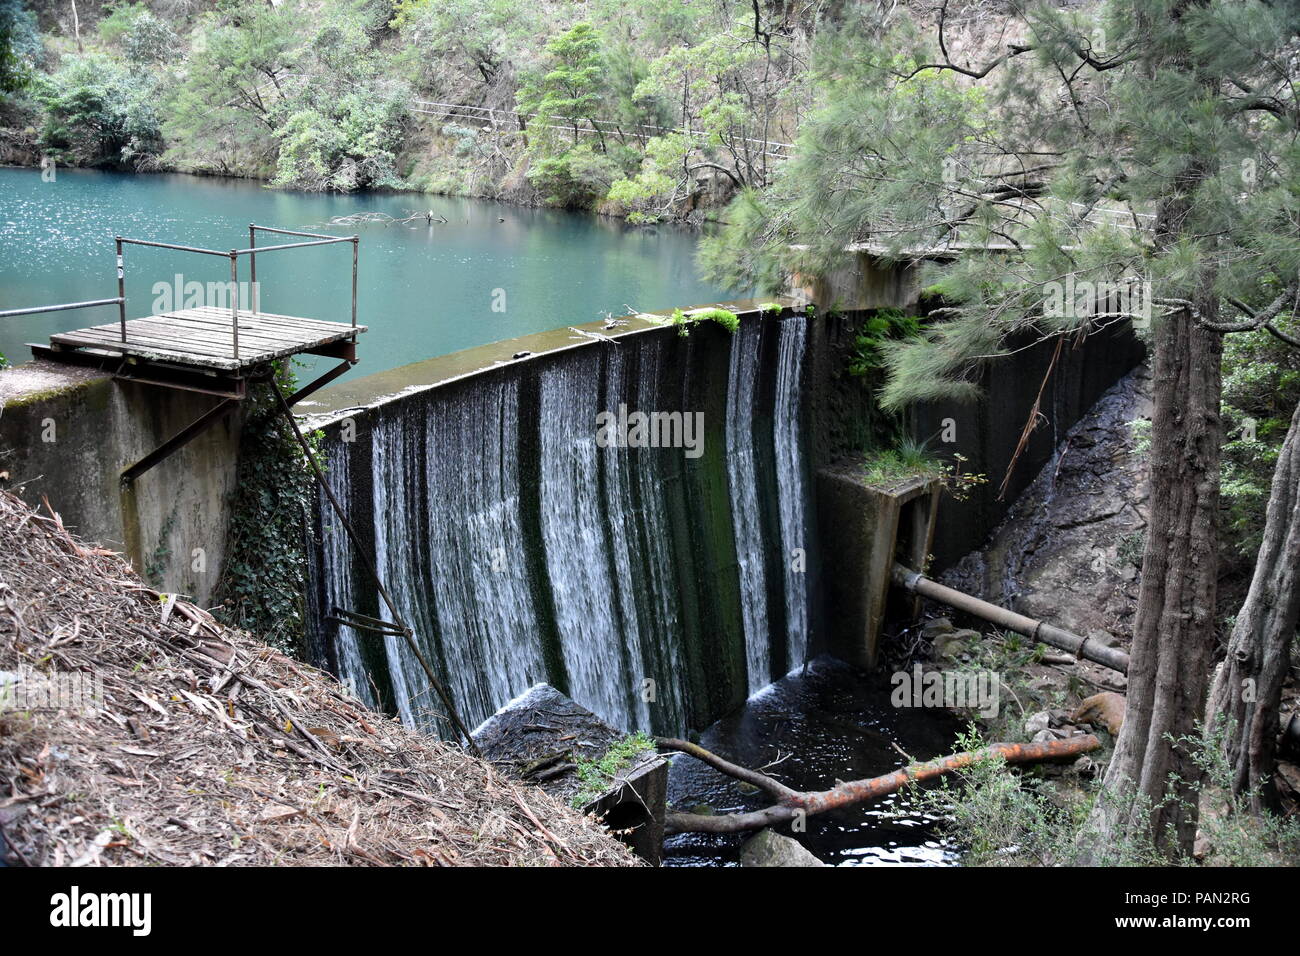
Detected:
left=0, top=0, right=817, bottom=218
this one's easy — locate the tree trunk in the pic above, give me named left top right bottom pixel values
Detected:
left=1206, top=400, right=1300, bottom=810
left=70, top=0, right=83, bottom=55
left=659, top=735, right=1101, bottom=834
left=1080, top=268, right=1223, bottom=861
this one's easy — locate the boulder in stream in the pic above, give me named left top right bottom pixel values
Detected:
left=739, top=829, right=827, bottom=867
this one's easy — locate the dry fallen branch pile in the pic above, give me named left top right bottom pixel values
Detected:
left=0, top=490, right=637, bottom=867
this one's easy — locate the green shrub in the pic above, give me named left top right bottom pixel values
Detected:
left=571, top=732, right=656, bottom=809
left=0, top=0, right=37, bottom=95
left=668, top=307, right=739, bottom=337
left=847, top=308, right=923, bottom=377
left=527, top=143, right=622, bottom=208
left=862, top=436, right=986, bottom=499
left=36, top=55, right=163, bottom=168
left=1218, top=321, right=1300, bottom=560
left=928, top=722, right=1300, bottom=866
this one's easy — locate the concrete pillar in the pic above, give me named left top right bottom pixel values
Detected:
left=816, top=466, right=941, bottom=669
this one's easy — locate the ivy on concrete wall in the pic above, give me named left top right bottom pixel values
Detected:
left=215, top=361, right=320, bottom=655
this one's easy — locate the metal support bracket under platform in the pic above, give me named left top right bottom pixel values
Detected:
left=118, top=358, right=357, bottom=486
left=120, top=398, right=240, bottom=487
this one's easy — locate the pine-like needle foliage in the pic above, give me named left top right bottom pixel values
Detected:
left=701, top=0, right=1300, bottom=409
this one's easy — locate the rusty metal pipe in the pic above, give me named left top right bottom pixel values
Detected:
left=351, top=237, right=358, bottom=329
left=248, top=224, right=258, bottom=315
left=892, top=563, right=1130, bottom=673
left=118, top=237, right=228, bottom=256
left=115, top=236, right=126, bottom=342
left=230, top=238, right=351, bottom=255
left=229, top=252, right=239, bottom=360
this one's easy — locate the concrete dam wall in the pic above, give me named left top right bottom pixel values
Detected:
left=0, top=360, right=242, bottom=606
left=302, top=307, right=818, bottom=735
left=0, top=294, right=1144, bottom=740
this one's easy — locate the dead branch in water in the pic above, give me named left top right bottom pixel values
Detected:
left=328, top=211, right=448, bottom=226
left=655, top=734, right=1101, bottom=834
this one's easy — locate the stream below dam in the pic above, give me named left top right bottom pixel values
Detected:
left=666, top=657, right=963, bottom=866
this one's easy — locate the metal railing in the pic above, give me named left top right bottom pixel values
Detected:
left=117, top=226, right=358, bottom=360
left=0, top=297, right=129, bottom=358
left=0, top=297, right=125, bottom=319
left=3, top=224, right=359, bottom=363
left=410, top=99, right=796, bottom=160
left=247, top=224, right=359, bottom=337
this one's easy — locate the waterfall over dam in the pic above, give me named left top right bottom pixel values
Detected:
left=305, top=313, right=817, bottom=736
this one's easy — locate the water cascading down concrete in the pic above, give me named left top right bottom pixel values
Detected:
left=304, top=314, right=815, bottom=736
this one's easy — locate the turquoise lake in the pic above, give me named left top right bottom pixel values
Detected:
left=0, top=166, right=737, bottom=380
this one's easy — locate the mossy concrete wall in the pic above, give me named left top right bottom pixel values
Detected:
left=0, top=360, right=242, bottom=605
left=301, top=301, right=806, bottom=735
left=802, top=252, right=1145, bottom=665
left=913, top=322, right=1147, bottom=569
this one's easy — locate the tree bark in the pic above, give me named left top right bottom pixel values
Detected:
left=1080, top=269, right=1223, bottom=860
left=70, top=0, right=83, bottom=55
left=1206, top=400, right=1300, bottom=810
left=659, top=735, right=1101, bottom=835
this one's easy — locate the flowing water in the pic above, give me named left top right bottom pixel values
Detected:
left=314, top=440, right=375, bottom=709
left=774, top=314, right=811, bottom=671
left=725, top=319, right=772, bottom=695
left=538, top=350, right=650, bottom=729
left=308, top=316, right=816, bottom=735
left=665, top=657, right=962, bottom=866
left=420, top=379, right=549, bottom=730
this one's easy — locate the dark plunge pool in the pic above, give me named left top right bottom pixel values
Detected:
left=664, top=656, right=964, bottom=866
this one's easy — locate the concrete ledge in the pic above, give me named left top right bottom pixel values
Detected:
left=299, top=297, right=794, bottom=428
left=789, top=251, right=921, bottom=313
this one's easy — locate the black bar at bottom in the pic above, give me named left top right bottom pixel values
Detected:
left=120, top=399, right=239, bottom=486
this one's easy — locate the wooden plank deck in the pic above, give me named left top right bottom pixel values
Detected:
left=48, top=307, right=367, bottom=372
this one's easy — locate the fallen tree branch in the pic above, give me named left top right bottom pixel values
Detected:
left=658, top=734, right=1101, bottom=834
left=655, top=738, right=797, bottom=803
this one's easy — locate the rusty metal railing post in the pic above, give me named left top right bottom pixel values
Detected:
left=351, top=236, right=358, bottom=329
left=229, top=251, right=240, bottom=360
left=248, top=223, right=258, bottom=314
left=115, top=236, right=126, bottom=343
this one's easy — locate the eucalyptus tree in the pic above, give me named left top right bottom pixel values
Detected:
left=165, top=0, right=305, bottom=170
left=167, top=0, right=410, bottom=190
left=701, top=0, right=1300, bottom=859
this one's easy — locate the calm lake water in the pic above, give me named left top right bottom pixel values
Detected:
left=0, top=167, right=736, bottom=378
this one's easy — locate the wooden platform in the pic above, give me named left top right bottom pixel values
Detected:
left=48, top=307, right=367, bottom=372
